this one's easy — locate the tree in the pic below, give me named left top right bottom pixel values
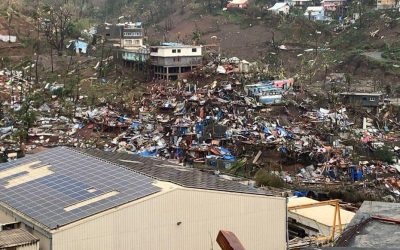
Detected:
left=43, top=4, right=74, bottom=55
left=6, top=6, right=14, bottom=43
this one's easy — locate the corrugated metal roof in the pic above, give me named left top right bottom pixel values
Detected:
left=0, top=228, right=39, bottom=247
left=77, top=148, right=270, bottom=195
left=340, top=201, right=400, bottom=248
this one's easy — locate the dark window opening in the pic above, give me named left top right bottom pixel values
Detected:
left=172, top=49, right=176, bottom=53
left=192, top=48, right=197, bottom=52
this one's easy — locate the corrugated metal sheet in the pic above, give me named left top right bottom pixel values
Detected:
left=0, top=228, right=39, bottom=248
left=52, top=187, right=286, bottom=250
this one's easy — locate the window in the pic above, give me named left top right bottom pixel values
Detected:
left=369, top=97, right=376, bottom=102
left=151, top=48, right=158, bottom=53
left=123, top=32, right=142, bottom=37
left=177, top=49, right=181, bottom=53
left=125, top=39, right=133, bottom=45
left=192, top=48, right=197, bottom=52
left=172, top=49, right=176, bottom=53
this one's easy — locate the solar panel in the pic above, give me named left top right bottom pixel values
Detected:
left=0, top=147, right=161, bottom=229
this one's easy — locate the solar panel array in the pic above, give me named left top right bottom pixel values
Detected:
left=79, top=149, right=269, bottom=195
left=0, top=147, right=161, bottom=229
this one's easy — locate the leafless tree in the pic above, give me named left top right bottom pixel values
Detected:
left=44, top=5, right=73, bottom=55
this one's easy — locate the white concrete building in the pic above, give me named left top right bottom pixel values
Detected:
left=304, top=6, right=326, bottom=21
left=150, top=43, right=203, bottom=80
left=269, top=2, right=291, bottom=14
left=0, top=147, right=287, bottom=250
left=120, top=22, right=144, bottom=50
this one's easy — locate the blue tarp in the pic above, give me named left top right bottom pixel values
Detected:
left=195, top=122, right=204, bottom=134
left=263, top=127, right=271, bottom=135
left=118, top=115, right=128, bottom=123
left=279, top=146, right=288, bottom=154
left=177, top=127, right=188, bottom=136
left=138, top=150, right=157, bottom=157
left=222, top=155, right=236, bottom=161
left=131, top=121, right=141, bottom=129
left=277, top=126, right=293, bottom=139
left=350, top=166, right=364, bottom=181
left=293, top=191, right=308, bottom=197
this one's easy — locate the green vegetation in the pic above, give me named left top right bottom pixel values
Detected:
left=373, top=147, right=395, bottom=164
left=382, top=43, right=400, bottom=61
left=254, top=169, right=285, bottom=188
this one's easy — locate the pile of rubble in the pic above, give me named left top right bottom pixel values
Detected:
left=1, top=66, right=399, bottom=199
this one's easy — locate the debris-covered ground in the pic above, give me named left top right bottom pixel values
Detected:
left=1, top=57, right=399, bottom=203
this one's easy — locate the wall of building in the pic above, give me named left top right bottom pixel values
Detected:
left=0, top=206, right=51, bottom=250
left=0, top=206, right=16, bottom=224
left=122, top=38, right=143, bottom=48
left=16, top=243, right=40, bottom=250
left=377, top=0, right=396, bottom=8
left=51, top=188, right=287, bottom=250
left=342, top=95, right=381, bottom=107
left=151, top=56, right=202, bottom=67
left=151, top=46, right=202, bottom=57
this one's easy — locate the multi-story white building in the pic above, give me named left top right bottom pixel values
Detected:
left=118, top=22, right=150, bottom=65
left=150, top=43, right=203, bottom=80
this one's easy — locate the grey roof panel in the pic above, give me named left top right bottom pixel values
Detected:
left=0, top=228, right=39, bottom=247
left=336, top=201, right=400, bottom=248
left=0, top=147, right=161, bottom=230
left=78, top=148, right=269, bottom=195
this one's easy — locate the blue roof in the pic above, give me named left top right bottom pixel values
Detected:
left=0, top=147, right=160, bottom=229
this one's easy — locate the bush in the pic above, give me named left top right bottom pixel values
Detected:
left=373, top=146, right=394, bottom=164
left=254, top=169, right=285, bottom=188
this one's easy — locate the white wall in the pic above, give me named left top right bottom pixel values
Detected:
left=122, top=38, right=143, bottom=48
left=52, top=188, right=287, bottom=250
left=0, top=207, right=51, bottom=250
left=151, top=46, right=202, bottom=57
left=289, top=212, right=331, bottom=236
left=0, top=207, right=16, bottom=224
left=16, top=243, right=40, bottom=250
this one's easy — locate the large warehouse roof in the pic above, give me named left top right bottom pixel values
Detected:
left=78, top=148, right=268, bottom=195
left=0, top=147, right=161, bottom=230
